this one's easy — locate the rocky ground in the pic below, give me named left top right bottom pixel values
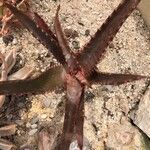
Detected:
left=0, top=0, right=150, bottom=149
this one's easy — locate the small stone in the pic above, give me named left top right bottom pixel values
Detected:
left=0, top=38, right=3, bottom=45
left=78, top=21, right=84, bottom=26
left=41, top=114, right=47, bottom=119
left=116, top=131, right=133, bottom=145
left=93, top=141, right=105, bottom=150
left=18, top=102, right=24, bottom=108
left=31, top=124, right=38, bottom=129
left=17, top=130, right=21, bottom=135
left=7, top=114, right=13, bottom=120
left=15, top=120, right=24, bottom=126
left=30, top=114, right=39, bottom=124
left=12, top=38, right=18, bottom=45
left=109, top=42, right=115, bottom=48
left=85, top=91, right=95, bottom=102
left=64, top=28, right=79, bottom=39
left=28, top=129, right=38, bottom=136
left=26, top=122, right=31, bottom=128
left=19, top=60, right=23, bottom=65
left=2, top=34, right=14, bottom=45
left=41, top=68, right=45, bottom=72
left=85, top=29, right=90, bottom=36
left=72, top=40, right=80, bottom=49
left=69, top=138, right=90, bottom=150
left=42, top=98, right=51, bottom=108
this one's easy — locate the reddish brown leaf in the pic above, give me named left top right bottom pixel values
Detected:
left=54, top=5, right=78, bottom=74
left=33, top=12, right=57, bottom=41
left=0, top=66, right=64, bottom=95
left=57, top=100, right=76, bottom=150
left=88, top=70, right=148, bottom=85
left=5, top=3, right=67, bottom=67
left=75, top=92, right=84, bottom=150
left=54, top=5, right=72, bottom=58
left=56, top=75, right=84, bottom=149
left=77, top=0, right=141, bottom=75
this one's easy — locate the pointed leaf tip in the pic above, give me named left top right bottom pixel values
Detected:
left=56, top=5, right=60, bottom=16
left=88, top=71, right=148, bottom=85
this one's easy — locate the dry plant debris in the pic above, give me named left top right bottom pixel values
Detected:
left=0, top=0, right=149, bottom=149
left=0, top=51, right=33, bottom=149
left=0, top=50, right=33, bottom=108
left=0, top=0, right=29, bottom=36
left=0, top=124, right=16, bottom=150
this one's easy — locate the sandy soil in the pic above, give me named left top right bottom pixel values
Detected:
left=0, top=0, right=150, bottom=149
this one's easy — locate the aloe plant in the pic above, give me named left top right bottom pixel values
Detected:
left=0, top=0, right=149, bottom=149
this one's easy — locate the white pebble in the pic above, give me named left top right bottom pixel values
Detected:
left=31, top=124, right=38, bottom=129
left=41, top=114, right=47, bottom=119
left=28, top=129, right=38, bottom=136
left=26, top=122, right=31, bottom=128
left=12, top=38, right=18, bottom=44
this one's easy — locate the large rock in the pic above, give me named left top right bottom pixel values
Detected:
left=131, top=86, right=150, bottom=137
left=107, top=117, right=150, bottom=150
left=138, top=0, right=150, bottom=27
